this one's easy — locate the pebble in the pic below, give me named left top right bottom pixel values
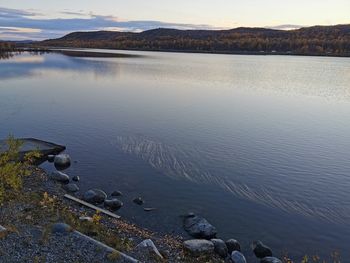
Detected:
left=183, top=239, right=214, bottom=255
left=211, top=239, right=228, bottom=258
left=253, top=241, right=273, bottom=258
left=83, top=189, right=107, bottom=205
left=79, top=216, right=93, bottom=223
left=231, top=251, right=247, bottom=263
left=72, top=175, right=80, bottom=182
left=226, top=239, right=241, bottom=253
left=183, top=214, right=217, bottom=239
left=104, top=199, right=123, bottom=211
left=111, top=191, right=123, bottom=197
left=144, top=208, right=157, bottom=212
left=261, top=257, right=283, bottom=263
left=47, top=155, right=55, bottom=162
left=63, top=183, right=79, bottom=193
left=50, top=171, right=70, bottom=184
left=133, top=197, right=144, bottom=205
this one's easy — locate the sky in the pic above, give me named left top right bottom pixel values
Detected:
left=0, top=0, right=349, bottom=40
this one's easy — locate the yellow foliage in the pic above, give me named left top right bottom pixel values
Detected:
left=0, top=135, right=39, bottom=204
left=92, top=211, right=102, bottom=225
left=24, top=149, right=42, bottom=165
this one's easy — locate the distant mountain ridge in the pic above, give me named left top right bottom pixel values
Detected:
left=38, top=24, right=350, bottom=56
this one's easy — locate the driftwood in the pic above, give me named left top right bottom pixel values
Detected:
left=64, top=194, right=121, bottom=219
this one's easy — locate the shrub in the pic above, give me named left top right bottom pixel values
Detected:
left=0, top=135, right=41, bottom=204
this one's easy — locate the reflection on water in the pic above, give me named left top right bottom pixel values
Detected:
left=5, top=55, right=45, bottom=63
left=0, top=52, right=121, bottom=79
left=0, top=51, right=16, bottom=60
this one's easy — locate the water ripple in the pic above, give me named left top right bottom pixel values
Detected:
left=112, top=135, right=350, bottom=224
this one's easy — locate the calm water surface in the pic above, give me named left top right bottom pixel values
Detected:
left=1, top=50, right=350, bottom=260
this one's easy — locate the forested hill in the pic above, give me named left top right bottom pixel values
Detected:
left=38, top=24, right=350, bottom=56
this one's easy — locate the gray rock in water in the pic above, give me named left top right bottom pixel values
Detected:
left=226, top=239, right=241, bottom=253
left=183, top=239, right=214, bottom=255
left=72, top=175, right=80, bottom=182
left=183, top=214, right=217, bottom=239
left=111, top=191, right=123, bottom=197
left=63, top=183, right=79, bottom=193
left=253, top=241, right=273, bottom=259
left=54, top=154, right=71, bottom=169
left=51, top=223, right=72, bottom=235
left=231, top=251, right=247, bottom=263
left=50, top=171, right=70, bottom=184
left=144, top=207, right=157, bottom=212
left=261, top=257, right=282, bottom=263
left=136, top=239, right=163, bottom=260
left=133, top=197, right=144, bottom=205
left=104, top=199, right=123, bottom=211
left=47, top=155, right=55, bottom=162
left=83, top=189, right=107, bottom=204
left=211, top=239, right=228, bottom=258
left=186, top=212, right=196, bottom=218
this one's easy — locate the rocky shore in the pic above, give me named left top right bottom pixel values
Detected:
left=0, top=155, right=223, bottom=262
left=0, top=141, right=285, bottom=262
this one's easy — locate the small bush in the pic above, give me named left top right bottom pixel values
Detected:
left=0, top=135, right=41, bottom=205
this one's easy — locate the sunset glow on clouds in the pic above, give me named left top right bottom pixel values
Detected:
left=0, top=0, right=349, bottom=40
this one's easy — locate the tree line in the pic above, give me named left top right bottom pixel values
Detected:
left=0, top=42, right=15, bottom=52
left=39, top=25, right=350, bottom=56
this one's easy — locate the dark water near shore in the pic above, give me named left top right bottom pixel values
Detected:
left=1, top=50, right=350, bottom=261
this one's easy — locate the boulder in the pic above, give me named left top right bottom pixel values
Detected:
left=226, top=239, right=241, bottom=253
left=104, top=199, right=123, bottom=211
left=51, top=223, right=72, bottom=235
left=136, top=239, right=163, bottom=260
left=211, top=239, right=228, bottom=258
left=54, top=154, right=71, bottom=169
left=183, top=214, right=217, bottom=239
left=231, top=251, right=247, bottom=263
left=183, top=239, right=214, bottom=255
left=261, top=257, right=282, bottom=263
left=111, top=191, right=123, bottom=197
left=133, top=197, right=144, bottom=205
left=253, top=241, right=273, bottom=259
left=72, top=175, right=80, bottom=182
left=83, top=189, right=107, bottom=204
left=63, top=183, right=79, bottom=193
left=50, top=171, right=69, bottom=184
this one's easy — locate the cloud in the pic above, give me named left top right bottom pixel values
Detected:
left=0, top=7, right=37, bottom=19
left=0, top=7, right=218, bottom=40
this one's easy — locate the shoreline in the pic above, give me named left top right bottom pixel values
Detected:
left=20, top=46, right=350, bottom=59
left=0, top=165, right=224, bottom=263
left=0, top=138, right=287, bottom=262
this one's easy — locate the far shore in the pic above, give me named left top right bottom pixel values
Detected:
left=18, top=46, right=350, bottom=59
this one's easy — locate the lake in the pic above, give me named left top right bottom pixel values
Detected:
left=1, top=50, right=350, bottom=261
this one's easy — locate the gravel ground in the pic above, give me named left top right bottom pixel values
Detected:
left=0, top=167, right=223, bottom=263
left=0, top=226, right=131, bottom=263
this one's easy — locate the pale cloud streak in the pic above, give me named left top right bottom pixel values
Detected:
left=0, top=7, right=220, bottom=40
